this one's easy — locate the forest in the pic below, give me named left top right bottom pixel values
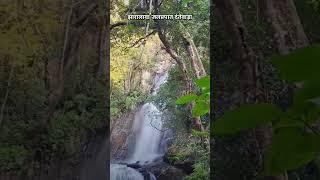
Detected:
left=0, top=0, right=320, bottom=180
left=212, top=0, right=320, bottom=180
left=0, top=0, right=109, bottom=179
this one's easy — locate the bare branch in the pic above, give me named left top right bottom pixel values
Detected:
left=61, top=5, right=73, bottom=81
left=129, top=30, right=156, bottom=48
left=0, top=63, right=14, bottom=127
left=150, top=118, right=170, bottom=132
left=110, top=22, right=127, bottom=30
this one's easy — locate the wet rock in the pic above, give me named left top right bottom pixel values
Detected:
left=163, top=153, right=195, bottom=174
left=156, top=166, right=185, bottom=180
left=127, top=161, right=186, bottom=180
left=127, top=162, right=142, bottom=169
left=110, top=110, right=137, bottom=160
left=171, top=159, right=194, bottom=175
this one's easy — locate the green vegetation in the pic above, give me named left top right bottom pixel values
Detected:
left=212, top=45, right=320, bottom=175
left=4, top=0, right=320, bottom=179
left=176, top=76, right=210, bottom=117
left=174, top=75, right=210, bottom=179
left=0, top=1, right=108, bottom=176
left=212, top=0, right=320, bottom=179
left=110, top=0, right=209, bottom=178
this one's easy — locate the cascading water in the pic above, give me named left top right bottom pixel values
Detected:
left=129, top=102, right=163, bottom=163
left=110, top=164, right=144, bottom=180
left=110, top=72, right=169, bottom=180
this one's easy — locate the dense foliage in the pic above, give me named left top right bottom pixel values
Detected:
left=211, top=0, right=320, bottom=179
left=212, top=45, right=320, bottom=175
left=0, top=1, right=107, bottom=174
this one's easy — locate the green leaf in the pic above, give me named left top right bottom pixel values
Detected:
left=291, top=80, right=320, bottom=112
left=294, top=80, right=320, bottom=104
left=305, top=106, right=320, bottom=123
left=212, top=104, right=283, bottom=135
left=127, top=24, right=135, bottom=31
left=270, top=44, right=320, bottom=82
left=192, top=100, right=209, bottom=117
left=182, top=0, right=193, bottom=7
left=195, top=76, right=210, bottom=90
left=191, top=129, right=209, bottom=138
left=273, top=117, right=304, bottom=130
left=308, top=97, right=320, bottom=106
left=288, top=102, right=316, bottom=119
left=176, top=93, right=198, bottom=105
left=202, top=88, right=210, bottom=94
left=197, top=91, right=210, bottom=102
left=263, top=128, right=320, bottom=175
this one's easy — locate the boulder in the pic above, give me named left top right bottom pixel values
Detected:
left=156, top=166, right=186, bottom=180
left=163, top=153, right=195, bottom=174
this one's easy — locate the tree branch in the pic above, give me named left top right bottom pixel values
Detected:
left=150, top=117, right=170, bottom=132
left=61, top=5, right=73, bottom=81
left=0, top=63, right=14, bottom=128
left=129, top=30, right=156, bottom=48
left=73, top=3, right=98, bottom=27
left=110, top=22, right=127, bottom=30
left=153, top=0, right=204, bottom=131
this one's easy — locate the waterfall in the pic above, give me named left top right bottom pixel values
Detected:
left=110, top=164, right=144, bottom=180
left=110, top=72, right=169, bottom=180
left=129, top=102, right=163, bottom=163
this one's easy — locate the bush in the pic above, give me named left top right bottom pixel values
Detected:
left=0, top=145, right=29, bottom=171
left=185, top=162, right=210, bottom=180
left=111, top=89, right=148, bottom=118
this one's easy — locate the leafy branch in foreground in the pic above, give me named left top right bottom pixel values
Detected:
left=211, top=44, right=320, bottom=175
left=175, top=76, right=210, bottom=117
left=175, top=76, right=210, bottom=180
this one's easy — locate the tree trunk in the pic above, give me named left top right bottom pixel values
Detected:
left=215, top=0, right=285, bottom=179
left=259, top=1, right=309, bottom=179
left=156, top=27, right=203, bottom=130
left=182, top=29, right=207, bottom=78
left=155, top=28, right=192, bottom=92
left=98, top=21, right=107, bottom=76
left=259, top=0, right=309, bottom=55
left=154, top=17, right=191, bottom=92
left=215, top=0, right=261, bottom=105
left=0, top=63, right=14, bottom=128
left=182, top=30, right=206, bottom=131
left=43, top=2, right=99, bottom=128
left=106, top=0, right=110, bottom=92
left=154, top=0, right=204, bottom=131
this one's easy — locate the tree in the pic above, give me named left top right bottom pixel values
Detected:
left=212, top=0, right=319, bottom=179
left=259, top=0, right=309, bottom=55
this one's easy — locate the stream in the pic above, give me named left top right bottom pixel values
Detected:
left=110, top=72, right=171, bottom=180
